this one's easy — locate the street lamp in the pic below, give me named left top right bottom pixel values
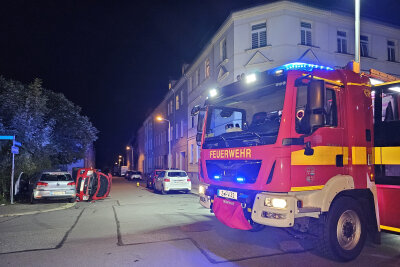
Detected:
left=126, top=146, right=133, bottom=170
left=118, top=155, right=124, bottom=166
left=156, top=115, right=171, bottom=169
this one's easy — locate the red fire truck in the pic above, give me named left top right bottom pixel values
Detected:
left=192, top=62, right=400, bottom=261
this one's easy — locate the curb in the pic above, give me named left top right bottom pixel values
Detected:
left=0, top=202, right=77, bottom=218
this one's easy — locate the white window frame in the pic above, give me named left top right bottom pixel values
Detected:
left=360, top=34, right=370, bottom=57
left=220, top=38, right=227, bottom=61
left=205, top=58, right=210, bottom=79
left=388, top=40, right=396, bottom=62
left=337, top=30, right=348, bottom=54
left=300, top=21, right=312, bottom=46
left=251, top=21, right=267, bottom=49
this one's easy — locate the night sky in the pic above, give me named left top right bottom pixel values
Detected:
left=1, top=0, right=399, bottom=167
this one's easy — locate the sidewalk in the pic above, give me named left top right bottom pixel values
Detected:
left=0, top=201, right=76, bottom=217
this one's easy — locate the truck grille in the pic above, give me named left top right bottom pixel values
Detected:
left=205, top=160, right=262, bottom=184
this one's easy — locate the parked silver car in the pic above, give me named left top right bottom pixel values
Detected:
left=30, top=171, right=76, bottom=204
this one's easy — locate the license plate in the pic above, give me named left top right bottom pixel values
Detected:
left=217, top=189, right=237, bottom=200
left=53, top=191, right=65, bottom=196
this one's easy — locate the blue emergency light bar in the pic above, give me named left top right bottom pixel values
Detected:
left=0, top=136, right=14, bottom=140
left=274, top=62, right=334, bottom=73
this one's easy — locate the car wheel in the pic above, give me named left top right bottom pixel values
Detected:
left=161, top=185, right=167, bottom=195
left=30, top=193, right=37, bottom=204
left=69, top=198, right=76, bottom=203
left=314, top=197, right=366, bottom=261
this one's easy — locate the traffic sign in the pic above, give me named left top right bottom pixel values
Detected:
left=0, top=136, right=14, bottom=140
left=14, top=141, right=22, bottom=147
left=11, top=146, right=19, bottom=154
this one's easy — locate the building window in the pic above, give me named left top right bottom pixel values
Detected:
left=170, top=100, right=173, bottom=114
left=337, top=31, right=347, bottom=54
left=180, top=90, right=183, bottom=106
left=220, top=38, right=227, bottom=61
left=251, top=22, right=267, bottom=49
left=175, top=95, right=179, bottom=110
left=197, top=69, right=200, bottom=86
left=176, top=123, right=179, bottom=139
left=191, top=116, right=194, bottom=128
left=188, top=77, right=192, bottom=91
left=190, top=144, right=194, bottom=163
left=170, top=126, right=173, bottom=141
left=197, top=145, right=200, bottom=163
left=181, top=120, right=184, bottom=137
left=388, top=40, right=396, bottom=62
left=300, top=21, right=312, bottom=46
left=360, top=35, right=369, bottom=57
left=205, top=58, right=210, bottom=79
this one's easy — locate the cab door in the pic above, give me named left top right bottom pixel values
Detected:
left=290, top=79, right=345, bottom=191
left=374, top=82, right=400, bottom=232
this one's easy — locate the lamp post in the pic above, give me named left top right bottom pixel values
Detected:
left=118, top=155, right=124, bottom=166
left=126, top=146, right=133, bottom=170
left=156, top=116, right=171, bottom=169
left=355, top=0, right=360, bottom=66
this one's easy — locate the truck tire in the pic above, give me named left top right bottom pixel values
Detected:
left=315, top=196, right=366, bottom=261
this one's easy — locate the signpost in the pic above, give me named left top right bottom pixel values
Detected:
left=0, top=135, right=22, bottom=204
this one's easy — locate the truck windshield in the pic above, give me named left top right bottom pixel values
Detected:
left=203, top=80, right=286, bottom=149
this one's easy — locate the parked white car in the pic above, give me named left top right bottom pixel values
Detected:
left=154, top=170, right=191, bottom=194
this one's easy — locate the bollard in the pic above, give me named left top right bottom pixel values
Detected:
left=137, top=182, right=139, bottom=187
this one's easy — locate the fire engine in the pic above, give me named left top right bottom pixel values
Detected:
left=192, top=61, right=400, bottom=261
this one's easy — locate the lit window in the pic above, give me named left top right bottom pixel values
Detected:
left=361, top=35, right=369, bottom=57
left=388, top=40, right=396, bottom=62
left=175, top=95, right=179, bottom=110
left=251, top=22, right=267, bottom=49
left=300, top=22, right=312, bottom=46
left=220, top=38, right=227, bottom=61
left=337, top=31, right=347, bottom=54
left=205, top=58, right=210, bottom=78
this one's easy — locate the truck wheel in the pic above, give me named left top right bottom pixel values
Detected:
left=315, top=197, right=366, bottom=261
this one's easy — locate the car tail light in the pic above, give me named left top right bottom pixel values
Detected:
left=187, top=178, right=191, bottom=182
left=164, top=178, right=170, bottom=182
left=36, top=182, right=48, bottom=186
left=67, top=182, right=75, bottom=186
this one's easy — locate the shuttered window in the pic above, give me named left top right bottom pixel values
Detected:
left=360, top=35, right=369, bottom=57
left=300, top=22, right=312, bottom=46
left=337, top=31, right=347, bottom=54
left=388, top=40, right=396, bottom=62
left=251, top=22, right=267, bottom=49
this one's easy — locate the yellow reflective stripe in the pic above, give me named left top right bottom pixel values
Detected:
left=301, top=74, right=343, bottom=86
left=373, top=80, right=400, bottom=87
left=380, top=225, right=400, bottom=233
left=381, top=147, right=400, bottom=165
left=352, top=147, right=367, bottom=165
left=374, top=147, right=382, bottom=165
left=291, top=146, right=345, bottom=166
left=347, top=82, right=371, bottom=87
left=291, top=185, right=324, bottom=192
left=343, top=147, right=349, bottom=165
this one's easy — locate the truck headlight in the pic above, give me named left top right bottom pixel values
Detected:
left=199, top=185, right=206, bottom=195
left=265, top=198, right=287, bottom=209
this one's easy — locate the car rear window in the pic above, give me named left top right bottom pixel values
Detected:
left=41, top=173, right=73, bottom=181
left=155, top=171, right=162, bottom=175
left=167, top=172, right=187, bottom=177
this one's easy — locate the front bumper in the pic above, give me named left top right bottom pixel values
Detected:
left=251, top=193, right=296, bottom=227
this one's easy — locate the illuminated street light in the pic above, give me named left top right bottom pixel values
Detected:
left=156, top=115, right=171, bottom=169
left=126, top=145, right=133, bottom=170
left=209, top=88, right=218, bottom=97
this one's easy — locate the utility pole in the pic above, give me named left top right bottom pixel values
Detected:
left=354, top=0, right=361, bottom=71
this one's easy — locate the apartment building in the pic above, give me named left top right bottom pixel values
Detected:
left=138, top=0, right=400, bottom=180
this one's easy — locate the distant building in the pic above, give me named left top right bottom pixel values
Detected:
left=137, top=0, right=400, bottom=180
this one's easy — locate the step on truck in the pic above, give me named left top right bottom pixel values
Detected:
left=192, top=61, right=400, bottom=261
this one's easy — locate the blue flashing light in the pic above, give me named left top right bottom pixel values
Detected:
left=214, top=175, right=221, bottom=180
left=236, top=177, right=245, bottom=183
left=278, top=62, right=334, bottom=72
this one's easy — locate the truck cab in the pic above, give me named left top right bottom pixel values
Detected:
left=194, top=62, right=399, bottom=261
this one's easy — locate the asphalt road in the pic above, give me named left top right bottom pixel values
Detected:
left=0, top=177, right=399, bottom=266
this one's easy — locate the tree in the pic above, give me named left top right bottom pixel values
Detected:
left=0, top=77, right=98, bottom=201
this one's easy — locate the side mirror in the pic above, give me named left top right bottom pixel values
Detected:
left=196, top=133, right=202, bottom=146
left=307, top=80, right=325, bottom=132
left=191, top=105, right=201, bottom=116
left=304, top=141, right=314, bottom=156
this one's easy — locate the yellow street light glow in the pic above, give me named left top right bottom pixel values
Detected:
left=209, top=88, right=218, bottom=97
left=118, top=155, right=122, bottom=158
left=245, top=73, right=257, bottom=84
left=156, top=116, right=163, bottom=121
left=126, top=146, right=130, bottom=150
